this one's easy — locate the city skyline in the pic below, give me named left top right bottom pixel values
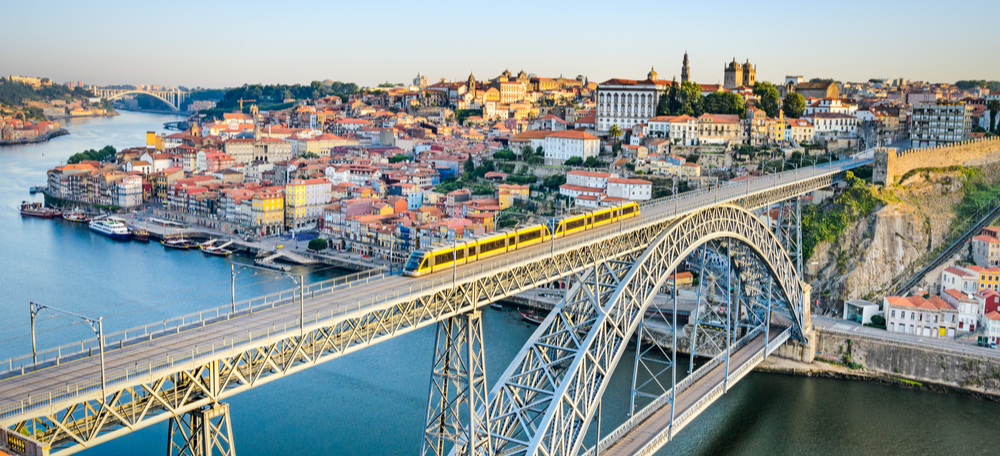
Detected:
left=2, top=0, right=998, bottom=89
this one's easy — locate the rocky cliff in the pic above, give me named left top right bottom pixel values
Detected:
left=805, top=166, right=1000, bottom=315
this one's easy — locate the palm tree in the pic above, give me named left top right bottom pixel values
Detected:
left=608, top=124, right=623, bottom=143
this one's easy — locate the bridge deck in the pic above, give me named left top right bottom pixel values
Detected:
left=603, top=326, right=788, bottom=456
left=0, top=159, right=863, bottom=433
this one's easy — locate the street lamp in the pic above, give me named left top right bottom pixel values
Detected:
left=29, top=302, right=107, bottom=400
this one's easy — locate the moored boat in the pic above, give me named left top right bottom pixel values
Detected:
left=63, top=212, right=91, bottom=223
left=162, top=238, right=194, bottom=249
left=89, top=218, right=131, bottom=241
left=519, top=310, right=544, bottom=325
left=201, top=246, right=232, bottom=257
left=130, top=227, right=150, bottom=242
left=20, top=201, right=62, bottom=218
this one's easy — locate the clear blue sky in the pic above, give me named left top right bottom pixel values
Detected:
left=2, top=0, right=998, bottom=89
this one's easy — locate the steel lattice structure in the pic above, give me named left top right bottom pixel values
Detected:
left=477, top=204, right=807, bottom=456
left=0, top=162, right=860, bottom=456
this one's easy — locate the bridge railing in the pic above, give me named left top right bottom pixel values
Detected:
left=0, top=268, right=387, bottom=378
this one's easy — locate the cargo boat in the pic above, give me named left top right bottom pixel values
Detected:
left=20, top=201, right=62, bottom=218
left=89, top=218, right=131, bottom=241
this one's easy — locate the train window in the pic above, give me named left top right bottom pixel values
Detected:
left=520, top=229, right=541, bottom=243
left=456, top=248, right=464, bottom=260
left=563, top=218, right=587, bottom=231
left=468, top=246, right=477, bottom=257
left=434, top=250, right=454, bottom=264
left=595, top=211, right=611, bottom=223
left=586, top=216, right=593, bottom=225
left=479, top=238, right=507, bottom=253
left=622, top=205, right=635, bottom=214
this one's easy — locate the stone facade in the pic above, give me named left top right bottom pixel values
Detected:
left=873, top=137, right=1000, bottom=184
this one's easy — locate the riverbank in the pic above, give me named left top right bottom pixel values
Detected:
left=764, top=326, right=1000, bottom=400
left=0, top=128, right=69, bottom=146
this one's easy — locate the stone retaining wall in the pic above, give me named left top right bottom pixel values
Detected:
left=873, top=137, right=1000, bottom=184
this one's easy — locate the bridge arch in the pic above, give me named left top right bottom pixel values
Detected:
left=100, top=90, right=181, bottom=111
left=481, top=204, right=806, bottom=456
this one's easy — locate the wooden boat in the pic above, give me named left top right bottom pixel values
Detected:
left=519, top=310, right=544, bottom=325
left=20, top=201, right=62, bottom=218
left=63, top=212, right=91, bottom=223
left=130, top=227, right=150, bottom=242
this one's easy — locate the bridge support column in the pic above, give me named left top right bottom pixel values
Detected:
left=167, top=402, right=235, bottom=456
left=775, top=282, right=815, bottom=363
left=422, top=310, right=488, bottom=456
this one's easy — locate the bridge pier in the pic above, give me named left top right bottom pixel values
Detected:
left=422, top=310, right=488, bottom=456
left=167, top=402, right=235, bottom=456
left=775, top=282, right=815, bottom=363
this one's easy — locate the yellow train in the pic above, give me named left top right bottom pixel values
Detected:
left=402, top=202, right=639, bottom=277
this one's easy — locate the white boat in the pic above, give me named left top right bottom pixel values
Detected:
left=89, top=218, right=131, bottom=241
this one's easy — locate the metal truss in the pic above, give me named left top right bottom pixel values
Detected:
left=424, top=311, right=489, bottom=456
left=3, top=169, right=843, bottom=455
left=167, top=402, right=234, bottom=456
left=479, top=204, right=806, bottom=456
left=772, top=197, right=803, bottom=277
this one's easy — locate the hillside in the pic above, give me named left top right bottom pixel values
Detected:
left=805, top=164, right=1000, bottom=315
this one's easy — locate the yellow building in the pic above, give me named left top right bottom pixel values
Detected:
left=498, top=184, right=530, bottom=209
left=252, top=191, right=284, bottom=235
left=978, top=267, right=1000, bottom=291
left=285, top=178, right=331, bottom=230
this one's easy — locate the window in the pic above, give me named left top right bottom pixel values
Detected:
left=891, top=310, right=896, bottom=318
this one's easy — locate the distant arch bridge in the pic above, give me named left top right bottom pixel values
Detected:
left=90, top=87, right=188, bottom=111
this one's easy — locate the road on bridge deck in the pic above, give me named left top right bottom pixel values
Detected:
left=602, top=326, right=788, bottom=456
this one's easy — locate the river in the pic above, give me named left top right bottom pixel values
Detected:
left=2, top=112, right=998, bottom=455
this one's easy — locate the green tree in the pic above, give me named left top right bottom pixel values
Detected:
left=564, top=156, right=583, bottom=166
left=656, top=77, right=676, bottom=116
left=308, top=238, right=329, bottom=251
left=678, top=81, right=703, bottom=116
left=782, top=92, right=806, bottom=119
left=608, top=124, right=623, bottom=144
left=535, top=145, right=544, bottom=157
left=667, top=79, right=681, bottom=115
left=584, top=156, right=602, bottom=168
left=543, top=174, right=566, bottom=191
left=493, top=149, right=516, bottom=161
left=67, top=145, right=117, bottom=164
left=702, top=91, right=745, bottom=117
left=753, top=82, right=781, bottom=118
left=463, top=159, right=476, bottom=174
left=528, top=155, right=543, bottom=165
left=389, top=154, right=410, bottom=163
left=520, top=145, right=534, bottom=159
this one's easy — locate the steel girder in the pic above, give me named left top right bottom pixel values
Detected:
left=167, top=402, right=235, bottom=456
left=423, top=311, right=489, bottom=456
left=479, top=204, right=806, bottom=456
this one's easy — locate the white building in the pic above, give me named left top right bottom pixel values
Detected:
left=911, top=101, right=973, bottom=148
left=543, top=130, right=601, bottom=165
left=884, top=295, right=955, bottom=337
left=606, top=178, right=652, bottom=201
left=566, top=170, right=612, bottom=189
left=941, top=288, right=981, bottom=333
left=803, top=112, right=857, bottom=137
left=940, top=266, right=980, bottom=294
left=984, top=311, right=1000, bottom=346
left=116, top=175, right=143, bottom=209
left=595, top=69, right=670, bottom=133
left=647, top=115, right=699, bottom=145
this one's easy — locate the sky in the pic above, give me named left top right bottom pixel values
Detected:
left=2, top=0, right=998, bottom=90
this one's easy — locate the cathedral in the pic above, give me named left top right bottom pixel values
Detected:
left=723, top=58, right=756, bottom=89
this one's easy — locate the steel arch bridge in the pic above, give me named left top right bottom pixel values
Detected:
left=90, top=87, right=187, bottom=111
left=425, top=204, right=808, bottom=456
left=0, top=159, right=870, bottom=456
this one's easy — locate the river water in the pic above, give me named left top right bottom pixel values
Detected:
left=2, top=112, right=998, bottom=455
